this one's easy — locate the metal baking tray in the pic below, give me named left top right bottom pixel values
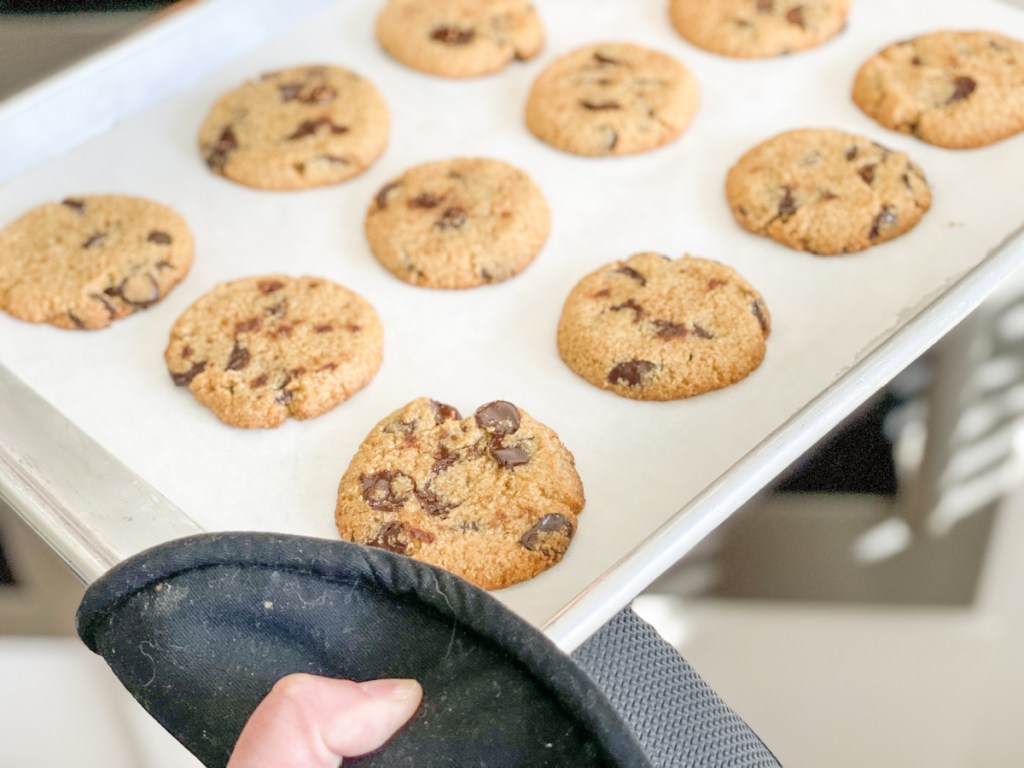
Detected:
left=2, top=0, right=1023, bottom=651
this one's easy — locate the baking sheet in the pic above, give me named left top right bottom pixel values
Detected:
left=2, top=0, right=1024, bottom=636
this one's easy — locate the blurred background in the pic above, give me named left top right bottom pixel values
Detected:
left=2, top=3, right=1024, bottom=766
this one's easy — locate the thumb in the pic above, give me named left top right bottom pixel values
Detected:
left=227, top=673, right=422, bottom=768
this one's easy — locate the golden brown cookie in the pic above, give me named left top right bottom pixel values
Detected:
left=669, top=0, right=850, bottom=59
left=725, top=128, right=932, bottom=255
left=376, top=0, right=543, bottom=78
left=557, top=252, right=770, bottom=400
left=165, top=275, right=383, bottom=428
left=525, top=42, right=699, bottom=157
left=852, top=31, right=1024, bottom=149
left=335, top=397, right=585, bottom=590
left=365, top=157, right=551, bottom=289
left=0, top=195, right=193, bottom=330
left=198, top=65, right=389, bottom=190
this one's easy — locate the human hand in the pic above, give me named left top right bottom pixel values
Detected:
left=227, top=673, right=422, bottom=767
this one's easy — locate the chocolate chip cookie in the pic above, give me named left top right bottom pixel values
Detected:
left=366, top=158, right=551, bottom=289
left=525, top=43, right=699, bottom=156
left=557, top=252, right=770, bottom=400
left=198, top=65, right=389, bottom=190
left=0, top=195, right=193, bottom=330
left=725, top=128, right=932, bottom=255
left=852, top=31, right=1024, bottom=149
left=376, top=0, right=543, bottom=78
left=335, top=397, right=584, bottom=589
left=165, top=275, right=383, bottom=428
left=669, top=0, right=850, bottom=59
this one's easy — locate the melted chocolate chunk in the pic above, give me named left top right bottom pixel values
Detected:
left=147, top=230, right=172, bottom=244
left=431, top=25, right=474, bottom=45
left=430, top=399, right=461, bottom=424
left=491, top=444, right=530, bottom=469
left=206, top=126, right=237, bottom=170
left=610, top=299, right=644, bottom=322
left=845, top=146, right=859, bottom=161
left=414, top=485, right=454, bottom=517
left=62, top=198, right=85, bottom=212
left=653, top=320, right=688, bottom=339
left=278, top=82, right=302, bottom=101
left=581, top=100, right=621, bottom=111
left=225, top=343, right=250, bottom=371
left=785, top=6, right=805, bottom=28
left=361, top=470, right=411, bottom=512
left=436, top=206, right=467, bottom=230
left=752, top=299, right=769, bottom=334
left=475, top=401, right=521, bottom=435
left=251, top=374, right=268, bottom=388
left=235, top=318, right=261, bottom=334
left=314, top=324, right=333, bottom=334
left=778, top=186, right=797, bottom=218
left=613, top=265, right=647, bottom=286
left=258, top=280, right=285, bottom=294
left=82, top=233, right=106, bottom=249
left=869, top=206, right=897, bottom=239
left=948, top=76, right=976, bottom=104
left=366, top=521, right=408, bottom=554
left=520, top=514, right=574, bottom=554
left=857, top=164, right=876, bottom=185
left=409, top=192, right=442, bottom=209
left=376, top=182, right=400, bottom=210
left=607, top=360, right=655, bottom=386
left=432, top=445, right=459, bottom=474
left=288, top=117, right=349, bottom=140
left=172, top=361, right=206, bottom=386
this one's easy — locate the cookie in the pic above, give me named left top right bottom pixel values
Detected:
left=0, top=195, right=192, bottom=330
left=669, top=0, right=850, bottom=59
left=557, top=252, right=770, bottom=400
left=376, top=0, right=543, bottom=78
left=366, top=158, right=551, bottom=289
left=165, top=275, right=383, bottom=428
left=335, top=397, right=584, bottom=589
left=525, top=43, right=699, bottom=157
left=198, top=65, right=389, bottom=190
left=852, top=31, right=1024, bottom=149
left=725, top=128, right=932, bottom=255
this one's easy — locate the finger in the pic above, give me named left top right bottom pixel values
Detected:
left=227, top=673, right=422, bottom=768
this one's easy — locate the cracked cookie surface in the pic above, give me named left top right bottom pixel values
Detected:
left=376, top=0, right=543, bottom=78
left=525, top=42, right=699, bottom=157
left=557, top=252, right=770, bottom=400
left=198, top=65, right=389, bottom=190
left=165, top=275, right=382, bottom=428
left=852, top=31, right=1024, bottom=149
left=335, top=397, right=584, bottom=589
left=366, top=157, right=550, bottom=289
left=726, top=128, right=932, bottom=255
left=0, top=195, right=192, bottom=330
left=670, top=0, right=849, bottom=59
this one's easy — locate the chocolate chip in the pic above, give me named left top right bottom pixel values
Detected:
left=845, top=146, right=859, bottom=161
left=366, top=522, right=409, bottom=554
left=302, top=85, right=336, bottom=104
left=68, top=312, right=87, bottom=329
left=612, top=265, right=646, bottom=286
left=118, top=273, right=160, bottom=308
left=431, top=25, right=474, bottom=45
left=430, top=399, right=461, bottom=424
left=258, top=280, right=285, bottom=294
left=287, top=117, right=348, bottom=141
left=82, top=233, right=106, bottom=249
left=251, top=374, right=268, bottom=388
left=593, top=288, right=612, bottom=298
left=911, top=56, right=923, bottom=66
left=278, top=82, right=302, bottom=101
left=376, top=182, right=400, bottom=210
left=756, top=0, right=774, bottom=11
left=708, top=278, right=727, bottom=289
left=821, top=190, right=839, bottom=201
left=948, top=76, right=976, bottom=104
left=61, top=198, right=85, bottom=212
left=653, top=320, right=688, bottom=339
left=581, top=100, right=621, bottom=111
left=607, top=360, right=655, bottom=386
left=206, top=126, right=237, bottom=170
left=785, top=6, right=805, bottom=28
left=869, top=205, right=897, bottom=239
left=857, top=164, right=876, bottom=185
left=520, top=514, right=574, bottom=554
left=491, top=444, right=529, bottom=469
left=435, top=206, right=467, bottom=230
left=314, top=324, right=333, bottom=334
left=147, top=230, right=172, bottom=244
left=752, top=299, right=769, bottom=334
left=409, top=192, right=442, bottom=209
left=692, top=323, right=713, bottom=339
left=225, top=343, right=250, bottom=371
left=361, top=471, right=411, bottom=512
left=610, top=299, right=644, bottom=322
left=414, top=484, right=454, bottom=517
left=475, top=401, right=521, bottom=435
left=432, top=445, right=460, bottom=474
left=275, top=389, right=293, bottom=405
left=347, top=323, right=362, bottom=333
left=593, top=52, right=620, bottom=65
left=235, top=318, right=261, bottom=334
left=778, top=186, right=797, bottom=218
left=172, top=361, right=206, bottom=386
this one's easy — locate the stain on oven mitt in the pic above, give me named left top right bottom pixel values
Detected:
left=75, top=532, right=652, bottom=768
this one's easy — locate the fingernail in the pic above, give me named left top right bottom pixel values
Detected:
left=359, top=678, right=421, bottom=703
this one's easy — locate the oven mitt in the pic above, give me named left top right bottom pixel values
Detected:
left=76, top=532, right=779, bottom=768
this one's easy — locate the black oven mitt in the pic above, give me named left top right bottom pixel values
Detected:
left=76, top=532, right=779, bottom=768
